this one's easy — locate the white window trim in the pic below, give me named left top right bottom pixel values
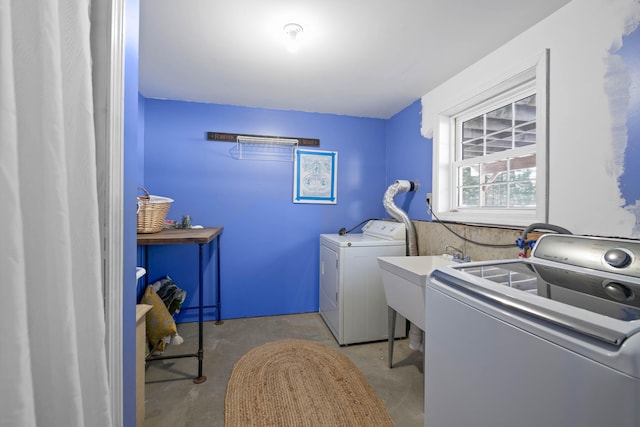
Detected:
left=432, top=49, right=549, bottom=227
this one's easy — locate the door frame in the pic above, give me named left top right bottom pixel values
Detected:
left=92, top=0, right=125, bottom=425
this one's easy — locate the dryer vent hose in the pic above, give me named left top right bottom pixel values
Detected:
left=383, top=180, right=423, bottom=352
left=383, top=180, right=418, bottom=256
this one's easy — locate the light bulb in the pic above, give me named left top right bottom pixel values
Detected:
left=283, top=23, right=303, bottom=53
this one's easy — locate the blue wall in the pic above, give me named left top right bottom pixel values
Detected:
left=385, top=100, right=433, bottom=221
left=142, top=99, right=397, bottom=320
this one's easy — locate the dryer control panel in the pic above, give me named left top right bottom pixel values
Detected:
left=361, top=220, right=406, bottom=240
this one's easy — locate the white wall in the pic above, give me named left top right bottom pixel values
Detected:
left=421, top=0, right=640, bottom=238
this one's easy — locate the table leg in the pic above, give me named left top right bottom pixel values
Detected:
left=193, top=242, right=207, bottom=384
left=143, top=245, right=149, bottom=287
left=215, top=235, right=223, bottom=325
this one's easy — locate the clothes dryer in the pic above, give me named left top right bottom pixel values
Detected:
left=320, top=220, right=407, bottom=345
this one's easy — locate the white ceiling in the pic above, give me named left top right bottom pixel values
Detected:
left=139, top=0, right=571, bottom=119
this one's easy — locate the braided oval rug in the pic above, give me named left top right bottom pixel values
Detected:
left=225, top=339, right=395, bottom=427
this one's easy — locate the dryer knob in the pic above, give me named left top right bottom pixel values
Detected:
left=604, top=248, right=632, bottom=268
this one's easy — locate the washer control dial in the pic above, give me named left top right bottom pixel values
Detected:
left=603, top=282, right=634, bottom=301
left=604, top=248, right=632, bottom=268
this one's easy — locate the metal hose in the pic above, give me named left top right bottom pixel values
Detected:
left=520, top=222, right=572, bottom=255
left=383, top=180, right=422, bottom=352
left=382, top=180, right=418, bottom=256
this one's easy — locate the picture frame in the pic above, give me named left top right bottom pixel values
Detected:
left=293, top=149, right=338, bottom=204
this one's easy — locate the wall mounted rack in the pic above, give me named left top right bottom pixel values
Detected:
left=232, top=136, right=298, bottom=161
left=206, top=132, right=320, bottom=147
left=207, top=131, right=320, bottom=161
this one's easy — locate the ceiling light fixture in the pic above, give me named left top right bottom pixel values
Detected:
left=283, top=23, right=304, bottom=53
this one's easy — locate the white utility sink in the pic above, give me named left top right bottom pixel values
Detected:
left=377, top=256, right=457, bottom=330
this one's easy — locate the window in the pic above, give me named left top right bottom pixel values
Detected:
left=456, top=89, right=537, bottom=209
left=431, top=50, right=548, bottom=227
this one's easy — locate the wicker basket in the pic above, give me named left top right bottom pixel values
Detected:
left=136, top=187, right=173, bottom=233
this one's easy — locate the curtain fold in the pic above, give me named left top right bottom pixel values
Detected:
left=1, top=0, right=112, bottom=426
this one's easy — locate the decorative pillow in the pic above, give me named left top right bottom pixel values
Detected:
left=141, top=285, right=177, bottom=352
left=151, top=275, right=187, bottom=316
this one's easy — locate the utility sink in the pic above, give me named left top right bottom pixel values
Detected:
left=377, top=256, right=457, bottom=330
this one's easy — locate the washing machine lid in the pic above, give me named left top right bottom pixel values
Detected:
left=431, top=258, right=640, bottom=347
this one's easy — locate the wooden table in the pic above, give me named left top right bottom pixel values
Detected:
left=137, top=226, right=223, bottom=383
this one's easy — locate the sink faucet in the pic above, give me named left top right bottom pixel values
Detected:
left=444, top=245, right=471, bottom=262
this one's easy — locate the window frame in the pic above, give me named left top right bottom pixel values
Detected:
left=431, top=50, right=549, bottom=227
left=454, top=82, right=537, bottom=209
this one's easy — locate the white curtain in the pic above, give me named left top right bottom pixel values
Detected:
left=0, top=0, right=112, bottom=426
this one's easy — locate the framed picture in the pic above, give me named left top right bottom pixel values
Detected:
left=293, top=149, right=338, bottom=204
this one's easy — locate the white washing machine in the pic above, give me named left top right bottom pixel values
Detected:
left=425, top=234, right=640, bottom=427
left=319, top=220, right=407, bottom=345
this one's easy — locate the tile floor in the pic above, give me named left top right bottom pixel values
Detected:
left=143, top=313, right=424, bottom=427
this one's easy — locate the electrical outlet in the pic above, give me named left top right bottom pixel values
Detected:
left=426, top=193, right=432, bottom=208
